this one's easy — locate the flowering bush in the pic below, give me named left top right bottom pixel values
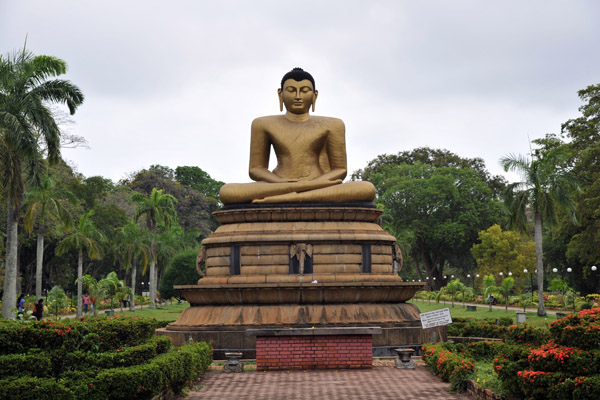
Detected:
left=549, top=307, right=600, bottom=350
left=422, top=343, right=476, bottom=391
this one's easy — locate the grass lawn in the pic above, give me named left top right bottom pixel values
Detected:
left=409, top=299, right=554, bottom=328
left=113, top=302, right=190, bottom=321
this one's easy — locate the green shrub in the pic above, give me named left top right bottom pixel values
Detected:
left=421, top=343, right=476, bottom=392
left=67, top=341, right=212, bottom=400
left=159, top=249, right=201, bottom=300
left=549, top=307, right=600, bottom=350
left=0, top=377, right=75, bottom=400
left=0, top=353, right=52, bottom=378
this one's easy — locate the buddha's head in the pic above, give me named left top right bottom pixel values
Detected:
left=278, top=67, right=318, bottom=114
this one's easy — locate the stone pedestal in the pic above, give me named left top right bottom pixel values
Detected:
left=157, top=203, right=445, bottom=357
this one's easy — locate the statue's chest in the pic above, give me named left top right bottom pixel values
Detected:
left=268, top=128, right=328, bottom=154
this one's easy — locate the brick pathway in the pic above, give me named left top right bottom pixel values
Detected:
left=186, top=364, right=470, bottom=399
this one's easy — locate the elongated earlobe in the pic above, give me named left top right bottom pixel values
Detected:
left=277, top=88, right=283, bottom=112
left=312, top=90, right=318, bottom=112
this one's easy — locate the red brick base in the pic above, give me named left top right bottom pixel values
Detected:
left=256, top=334, right=373, bottom=370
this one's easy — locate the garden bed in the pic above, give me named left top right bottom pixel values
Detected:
left=0, top=315, right=212, bottom=400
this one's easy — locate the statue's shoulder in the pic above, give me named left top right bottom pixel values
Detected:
left=252, top=115, right=283, bottom=128
left=312, top=116, right=344, bottom=129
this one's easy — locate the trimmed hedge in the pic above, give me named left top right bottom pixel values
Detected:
left=549, top=307, right=600, bottom=350
left=0, top=341, right=212, bottom=400
left=0, top=316, right=213, bottom=400
left=422, top=343, right=476, bottom=391
left=0, top=315, right=160, bottom=355
left=0, top=377, right=75, bottom=400
left=448, top=317, right=549, bottom=345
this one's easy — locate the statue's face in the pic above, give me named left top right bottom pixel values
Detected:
left=279, top=79, right=317, bottom=114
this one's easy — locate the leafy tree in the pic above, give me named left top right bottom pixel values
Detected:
left=483, top=274, right=498, bottom=312
left=115, top=221, right=150, bottom=311
left=471, top=224, right=535, bottom=281
left=55, top=210, right=104, bottom=317
left=132, top=188, right=177, bottom=308
left=0, top=46, right=83, bottom=318
left=369, top=162, right=502, bottom=289
left=22, top=174, right=75, bottom=300
left=501, top=148, right=579, bottom=316
left=444, top=279, right=465, bottom=308
left=175, top=165, right=224, bottom=202
left=47, top=285, right=69, bottom=320
left=98, top=271, right=129, bottom=311
left=497, top=277, right=515, bottom=312
left=159, top=249, right=201, bottom=300
left=353, top=147, right=506, bottom=197
left=127, top=165, right=218, bottom=237
left=560, top=84, right=600, bottom=293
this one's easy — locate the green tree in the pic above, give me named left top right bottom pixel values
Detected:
left=501, top=149, right=579, bottom=316
left=369, top=162, right=501, bottom=289
left=483, top=274, right=498, bottom=312
left=22, top=175, right=75, bottom=300
left=115, top=221, right=150, bottom=311
left=47, top=285, right=69, bottom=320
left=444, top=279, right=465, bottom=308
left=98, top=271, right=129, bottom=312
left=0, top=46, right=83, bottom=318
left=132, top=188, right=177, bottom=308
left=175, top=165, right=224, bottom=202
left=159, top=249, right=201, bottom=300
left=497, top=277, right=515, bottom=312
left=471, top=224, right=535, bottom=280
left=55, top=210, right=104, bottom=317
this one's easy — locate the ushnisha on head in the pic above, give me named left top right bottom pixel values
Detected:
left=278, top=67, right=318, bottom=113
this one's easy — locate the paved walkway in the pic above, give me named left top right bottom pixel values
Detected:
left=186, top=364, right=469, bottom=400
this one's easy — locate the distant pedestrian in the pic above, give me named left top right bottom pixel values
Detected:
left=16, top=294, right=25, bottom=320
left=83, top=295, right=89, bottom=314
left=34, top=299, right=44, bottom=321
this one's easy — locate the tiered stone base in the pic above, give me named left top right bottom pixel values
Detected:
left=157, top=203, right=445, bottom=358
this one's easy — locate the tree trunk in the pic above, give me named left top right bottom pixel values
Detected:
left=36, top=227, right=45, bottom=301
left=77, top=251, right=83, bottom=318
left=2, top=204, right=19, bottom=319
left=130, top=260, right=137, bottom=311
left=535, top=212, right=547, bottom=316
left=149, top=255, right=156, bottom=309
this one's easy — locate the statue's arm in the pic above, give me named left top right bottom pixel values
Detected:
left=316, top=119, right=347, bottom=181
left=248, top=118, right=287, bottom=183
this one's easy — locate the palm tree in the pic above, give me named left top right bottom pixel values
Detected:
left=132, top=188, right=177, bottom=308
left=501, top=150, right=578, bottom=316
left=0, top=45, right=84, bottom=318
left=483, top=274, right=498, bottom=312
left=115, top=221, right=150, bottom=311
left=23, top=175, right=75, bottom=300
left=497, top=277, right=515, bottom=312
left=445, top=279, right=465, bottom=308
left=55, top=210, right=104, bottom=318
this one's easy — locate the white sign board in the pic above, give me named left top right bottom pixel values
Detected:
left=420, top=308, right=452, bottom=329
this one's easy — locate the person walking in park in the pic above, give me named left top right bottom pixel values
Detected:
left=33, top=299, right=44, bottom=321
left=16, top=294, right=25, bottom=320
left=83, top=295, right=89, bottom=314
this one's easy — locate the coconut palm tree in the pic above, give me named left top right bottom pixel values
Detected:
left=483, top=274, right=498, bottom=312
left=23, top=174, right=75, bottom=300
left=55, top=210, right=104, bottom=318
left=132, top=188, right=177, bottom=308
left=115, top=221, right=150, bottom=311
left=0, top=45, right=84, bottom=318
left=497, top=277, right=515, bottom=312
left=501, top=150, right=578, bottom=316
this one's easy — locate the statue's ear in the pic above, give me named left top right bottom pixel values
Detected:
left=277, top=88, right=283, bottom=112
left=312, top=90, right=318, bottom=112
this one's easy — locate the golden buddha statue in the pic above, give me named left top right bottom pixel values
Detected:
left=219, top=68, right=375, bottom=204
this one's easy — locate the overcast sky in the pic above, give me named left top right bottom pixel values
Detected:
left=2, top=1, right=599, bottom=185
